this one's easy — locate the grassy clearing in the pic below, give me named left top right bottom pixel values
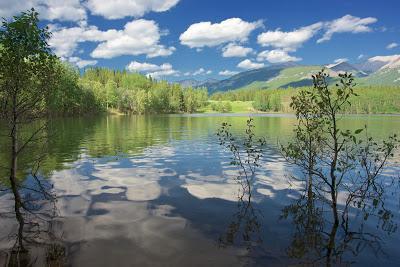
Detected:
left=199, top=100, right=255, bottom=113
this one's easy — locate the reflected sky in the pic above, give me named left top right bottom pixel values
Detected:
left=0, top=114, right=399, bottom=266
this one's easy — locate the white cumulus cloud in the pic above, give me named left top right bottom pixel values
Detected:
left=257, top=23, right=322, bottom=52
left=0, top=0, right=87, bottom=22
left=237, top=59, right=264, bottom=70
left=0, top=0, right=180, bottom=23
left=184, top=68, right=213, bottom=76
left=219, top=70, right=239, bottom=76
left=257, top=49, right=301, bottom=63
left=49, top=19, right=175, bottom=59
left=333, top=58, right=348, bottom=63
left=126, top=61, right=178, bottom=78
left=386, top=42, right=398, bottom=50
left=222, top=43, right=253, bottom=57
left=257, top=14, right=378, bottom=51
left=180, top=18, right=262, bottom=48
left=193, top=68, right=206, bottom=76
left=85, top=0, right=180, bottom=19
left=49, top=26, right=87, bottom=58
left=68, top=57, right=97, bottom=68
left=317, top=14, right=377, bottom=43
left=91, top=20, right=175, bottom=59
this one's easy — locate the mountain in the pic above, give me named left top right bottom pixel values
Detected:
left=205, top=63, right=300, bottom=93
left=203, top=64, right=326, bottom=92
left=357, top=55, right=400, bottom=74
left=242, top=65, right=322, bottom=90
left=359, top=66, right=400, bottom=86
left=352, top=55, right=400, bottom=86
left=198, top=63, right=375, bottom=93
left=176, top=78, right=219, bottom=88
left=176, top=55, right=400, bottom=93
left=326, top=61, right=367, bottom=77
left=176, top=79, right=204, bottom=88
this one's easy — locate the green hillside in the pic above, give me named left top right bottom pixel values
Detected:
left=205, top=65, right=283, bottom=93
left=235, top=66, right=322, bottom=90
left=359, top=67, right=400, bottom=86
left=205, top=64, right=400, bottom=93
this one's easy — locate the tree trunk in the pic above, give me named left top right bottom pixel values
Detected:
left=326, top=219, right=338, bottom=267
left=9, top=98, right=25, bottom=251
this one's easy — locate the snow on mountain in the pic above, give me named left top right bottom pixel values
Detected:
left=358, top=55, right=400, bottom=73
left=326, top=61, right=367, bottom=77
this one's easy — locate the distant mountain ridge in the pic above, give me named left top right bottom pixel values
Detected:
left=357, top=55, right=400, bottom=73
left=176, top=78, right=218, bottom=88
left=326, top=61, right=367, bottom=77
left=175, top=55, right=400, bottom=93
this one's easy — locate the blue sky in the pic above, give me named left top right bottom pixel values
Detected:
left=1, top=0, right=399, bottom=80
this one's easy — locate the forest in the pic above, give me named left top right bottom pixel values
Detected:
left=46, top=64, right=208, bottom=116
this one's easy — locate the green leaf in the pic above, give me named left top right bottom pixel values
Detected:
left=354, top=128, right=363, bottom=134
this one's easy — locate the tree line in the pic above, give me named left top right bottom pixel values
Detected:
left=45, top=64, right=208, bottom=116
left=211, top=85, right=400, bottom=114
left=79, top=68, right=208, bottom=114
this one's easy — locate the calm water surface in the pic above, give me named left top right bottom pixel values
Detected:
left=0, top=114, right=399, bottom=266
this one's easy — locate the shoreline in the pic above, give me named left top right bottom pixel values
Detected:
left=168, top=112, right=400, bottom=118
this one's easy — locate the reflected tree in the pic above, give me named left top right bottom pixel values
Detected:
left=281, top=196, right=325, bottom=263
left=217, top=118, right=265, bottom=250
left=1, top=168, right=65, bottom=266
left=0, top=154, right=65, bottom=266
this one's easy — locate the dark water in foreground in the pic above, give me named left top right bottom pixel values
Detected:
left=0, top=114, right=399, bottom=266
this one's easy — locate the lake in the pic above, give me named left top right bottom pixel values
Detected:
left=0, top=114, right=399, bottom=266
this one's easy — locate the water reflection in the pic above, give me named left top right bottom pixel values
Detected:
left=217, top=119, right=264, bottom=251
left=218, top=177, right=262, bottom=251
left=0, top=115, right=398, bottom=266
left=0, top=172, right=65, bottom=266
left=49, top=155, right=245, bottom=266
left=217, top=117, right=400, bottom=266
left=282, top=181, right=398, bottom=266
left=217, top=155, right=399, bottom=265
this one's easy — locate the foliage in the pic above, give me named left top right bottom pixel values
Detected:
left=281, top=70, right=399, bottom=265
left=46, top=63, right=102, bottom=115
left=0, top=9, right=60, bottom=121
left=79, top=68, right=208, bottom=114
left=211, top=88, right=259, bottom=101
left=210, top=101, right=232, bottom=113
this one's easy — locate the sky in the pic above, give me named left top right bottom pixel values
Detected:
left=1, top=0, right=399, bottom=81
